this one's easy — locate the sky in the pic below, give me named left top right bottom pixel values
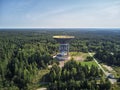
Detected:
left=0, top=0, right=120, bottom=28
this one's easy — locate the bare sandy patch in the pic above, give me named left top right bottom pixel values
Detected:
left=59, top=61, right=65, bottom=68
left=36, top=88, right=47, bottom=90
left=102, top=64, right=114, bottom=72
left=72, top=56, right=84, bottom=61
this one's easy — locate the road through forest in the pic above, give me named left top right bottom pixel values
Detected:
left=88, top=52, right=117, bottom=84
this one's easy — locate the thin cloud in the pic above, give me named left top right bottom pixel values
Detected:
left=0, top=0, right=120, bottom=28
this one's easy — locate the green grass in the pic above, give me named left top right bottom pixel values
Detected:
left=112, top=83, right=120, bottom=90
left=70, top=52, right=98, bottom=67
left=113, top=66, right=120, bottom=77
left=80, top=61, right=98, bottom=67
left=27, top=69, right=50, bottom=90
left=90, top=52, right=95, bottom=56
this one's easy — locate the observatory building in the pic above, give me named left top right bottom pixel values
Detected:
left=53, top=35, right=74, bottom=60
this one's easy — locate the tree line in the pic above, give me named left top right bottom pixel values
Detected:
left=45, top=60, right=111, bottom=90
left=0, top=29, right=120, bottom=89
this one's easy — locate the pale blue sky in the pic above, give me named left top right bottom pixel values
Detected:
left=0, top=0, right=120, bottom=28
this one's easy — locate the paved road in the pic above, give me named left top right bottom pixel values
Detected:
left=88, top=52, right=117, bottom=84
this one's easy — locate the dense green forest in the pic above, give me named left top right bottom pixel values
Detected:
left=46, top=60, right=110, bottom=90
left=0, top=29, right=120, bottom=90
left=94, top=50, right=120, bottom=66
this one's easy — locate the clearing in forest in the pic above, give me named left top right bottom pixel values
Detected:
left=59, top=52, right=97, bottom=67
left=70, top=52, right=89, bottom=61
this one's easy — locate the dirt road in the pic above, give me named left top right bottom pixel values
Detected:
left=88, top=52, right=117, bottom=84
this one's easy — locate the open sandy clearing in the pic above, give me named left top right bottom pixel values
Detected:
left=58, top=52, right=89, bottom=67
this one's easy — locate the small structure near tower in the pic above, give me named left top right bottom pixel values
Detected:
left=53, top=35, right=74, bottom=60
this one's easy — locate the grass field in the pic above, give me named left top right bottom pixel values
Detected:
left=70, top=52, right=98, bottom=67
left=113, top=66, right=120, bottom=77
left=80, top=61, right=98, bottom=67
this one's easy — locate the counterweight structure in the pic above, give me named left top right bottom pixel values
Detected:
left=53, top=35, right=74, bottom=60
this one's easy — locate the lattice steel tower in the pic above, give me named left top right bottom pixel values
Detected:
left=53, top=35, right=74, bottom=60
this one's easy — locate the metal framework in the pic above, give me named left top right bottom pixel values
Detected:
left=53, top=35, right=74, bottom=60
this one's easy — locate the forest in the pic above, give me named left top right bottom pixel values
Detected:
left=46, top=60, right=110, bottom=90
left=0, top=29, right=120, bottom=90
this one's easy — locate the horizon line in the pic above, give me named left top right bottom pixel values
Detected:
left=0, top=27, right=120, bottom=29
